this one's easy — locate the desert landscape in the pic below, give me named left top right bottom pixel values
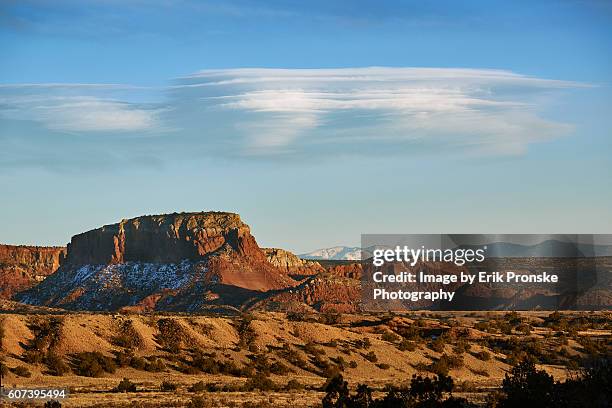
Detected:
left=0, top=212, right=610, bottom=407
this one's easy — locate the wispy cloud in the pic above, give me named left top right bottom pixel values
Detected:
left=0, top=67, right=585, bottom=168
left=173, top=67, right=582, bottom=156
left=0, top=84, right=162, bottom=132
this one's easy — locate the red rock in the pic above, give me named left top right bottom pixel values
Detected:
left=0, top=244, right=66, bottom=299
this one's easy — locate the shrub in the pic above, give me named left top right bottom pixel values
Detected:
left=74, top=352, right=116, bottom=377
left=348, top=360, right=358, bottom=369
left=430, top=353, right=463, bottom=376
left=322, top=312, right=341, bottom=325
left=398, top=339, right=417, bottom=352
left=45, top=352, right=70, bottom=376
left=474, top=350, right=491, bottom=361
left=285, top=379, right=304, bottom=391
left=243, top=372, right=277, bottom=391
left=237, top=314, right=258, bottom=349
left=475, top=321, right=490, bottom=332
left=270, top=361, right=291, bottom=375
left=187, top=396, right=209, bottom=408
left=280, top=344, right=308, bottom=368
left=499, top=360, right=554, bottom=407
left=429, top=338, right=445, bottom=353
left=471, top=368, right=490, bottom=377
left=322, top=373, right=463, bottom=408
left=114, top=377, right=137, bottom=393
left=364, top=351, right=377, bottom=363
left=112, top=321, right=142, bottom=349
left=157, top=319, right=184, bottom=353
left=377, top=363, right=391, bottom=370
left=146, top=357, right=166, bottom=372
left=11, top=365, right=32, bottom=378
left=0, top=361, right=8, bottom=376
left=189, top=381, right=207, bottom=392
left=160, top=380, right=178, bottom=391
left=381, top=331, right=400, bottom=343
left=304, top=342, right=325, bottom=356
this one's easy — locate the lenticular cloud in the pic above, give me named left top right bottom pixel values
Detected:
left=171, top=67, right=580, bottom=157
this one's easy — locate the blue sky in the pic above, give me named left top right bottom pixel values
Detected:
left=0, top=0, right=611, bottom=253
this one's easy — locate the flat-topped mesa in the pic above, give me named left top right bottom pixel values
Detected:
left=0, top=245, right=66, bottom=273
left=0, top=245, right=67, bottom=299
left=66, top=212, right=262, bottom=265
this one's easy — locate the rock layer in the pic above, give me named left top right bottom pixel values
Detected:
left=263, top=248, right=324, bottom=276
left=0, top=245, right=66, bottom=299
left=18, top=212, right=299, bottom=311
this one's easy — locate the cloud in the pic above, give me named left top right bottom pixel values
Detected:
left=0, top=84, right=162, bottom=132
left=0, top=67, right=585, bottom=169
left=172, top=67, right=582, bottom=156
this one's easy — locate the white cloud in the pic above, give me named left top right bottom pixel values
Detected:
left=0, top=68, right=584, bottom=157
left=0, top=93, right=161, bottom=132
left=175, top=67, right=582, bottom=155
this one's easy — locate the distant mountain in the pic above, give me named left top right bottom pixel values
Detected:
left=462, top=240, right=612, bottom=258
left=300, top=246, right=361, bottom=261
left=303, top=240, right=612, bottom=260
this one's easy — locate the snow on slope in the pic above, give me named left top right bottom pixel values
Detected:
left=299, top=246, right=361, bottom=261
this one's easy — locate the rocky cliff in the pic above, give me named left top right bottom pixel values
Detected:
left=0, top=245, right=66, bottom=299
left=262, top=248, right=324, bottom=276
left=18, top=212, right=299, bottom=311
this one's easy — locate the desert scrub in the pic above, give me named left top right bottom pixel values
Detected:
left=114, top=377, right=137, bottom=393
left=11, top=365, right=32, bottom=377
left=285, top=379, right=304, bottom=391
left=45, top=352, right=70, bottom=376
left=279, top=343, right=308, bottom=368
left=429, top=337, right=445, bottom=353
left=243, top=372, right=277, bottom=391
left=160, top=380, right=178, bottom=391
left=188, top=396, right=210, bottom=408
left=470, top=367, right=490, bottom=377
left=24, top=316, right=64, bottom=363
left=398, top=339, right=417, bottom=352
left=364, top=351, right=378, bottom=363
left=112, top=320, right=143, bottom=349
left=156, top=318, right=185, bottom=353
left=191, top=351, right=245, bottom=376
left=237, top=314, right=258, bottom=349
left=73, top=351, right=116, bottom=377
left=473, top=350, right=491, bottom=361
left=429, top=353, right=464, bottom=376
left=381, top=331, right=400, bottom=343
left=188, top=381, right=207, bottom=392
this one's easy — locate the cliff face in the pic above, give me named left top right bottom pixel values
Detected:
left=262, top=248, right=324, bottom=276
left=0, top=245, right=66, bottom=299
left=66, top=212, right=260, bottom=265
left=18, top=212, right=298, bottom=311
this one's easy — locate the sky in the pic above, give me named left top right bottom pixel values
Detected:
left=1, top=0, right=611, bottom=253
